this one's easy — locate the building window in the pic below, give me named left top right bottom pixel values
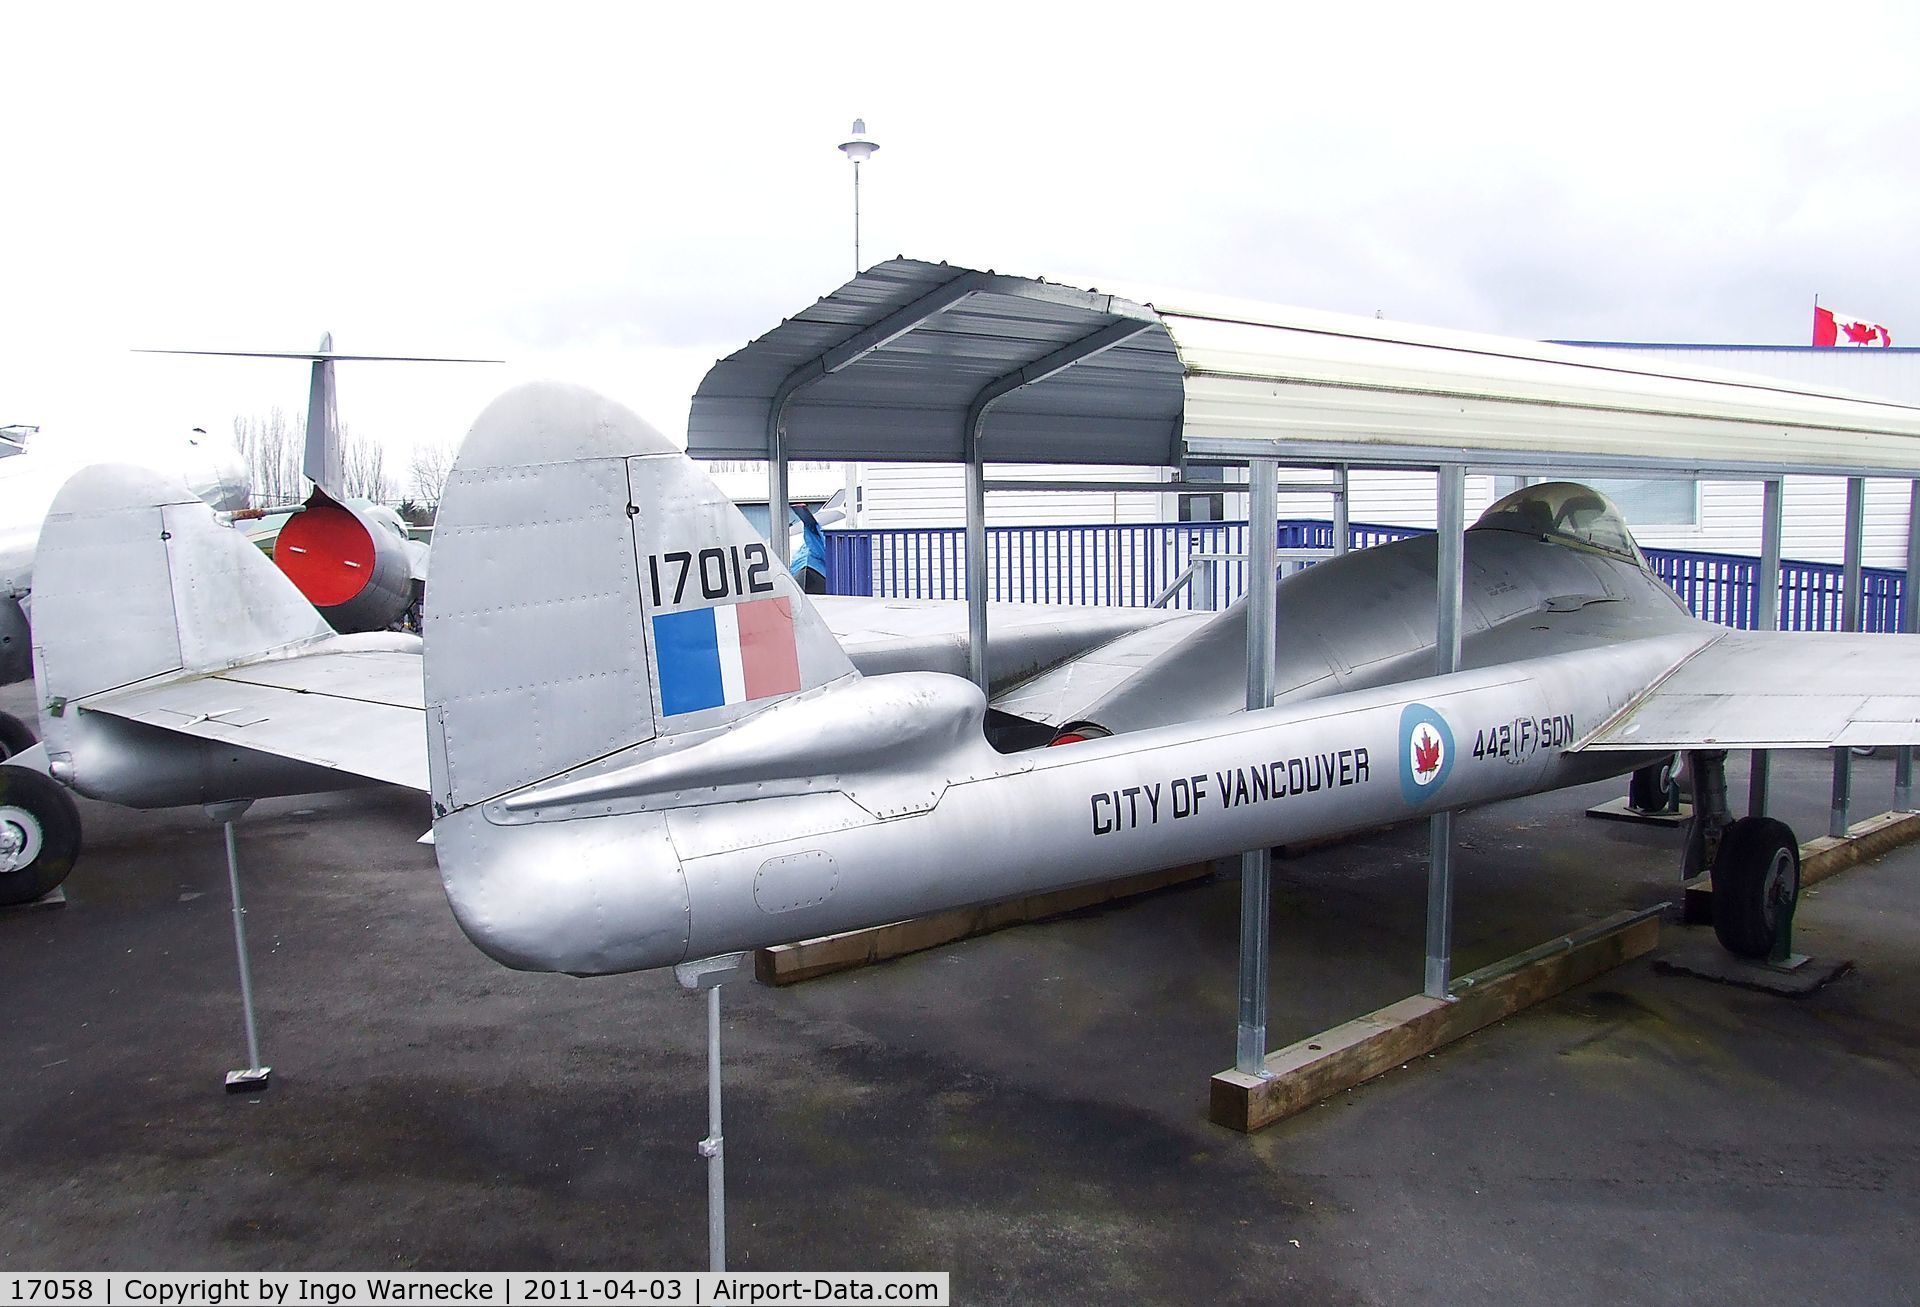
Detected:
left=1586, top=479, right=1699, bottom=527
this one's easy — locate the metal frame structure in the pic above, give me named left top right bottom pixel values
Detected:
left=206, top=799, right=271, bottom=1092
left=690, top=256, right=1920, bottom=1086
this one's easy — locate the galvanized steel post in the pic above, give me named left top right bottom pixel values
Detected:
left=1235, top=457, right=1279, bottom=1076
left=956, top=319, right=1151, bottom=691
left=224, top=822, right=263, bottom=1073
left=705, top=983, right=724, bottom=1270
left=1425, top=465, right=1466, bottom=1000
left=767, top=425, right=790, bottom=567
left=207, top=799, right=268, bottom=1092
left=675, top=952, right=745, bottom=1273
left=1749, top=478, right=1782, bottom=817
left=1332, top=464, right=1350, bottom=557
left=1900, top=481, right=1920, bottom=811
left=965, top=454, right=989, bottom=692
left=1831, top=476, right=1864, bottom=838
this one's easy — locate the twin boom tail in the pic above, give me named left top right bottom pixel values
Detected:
left=424, top=383, right=1684, bottom=978
left=31, top=464, right=412, bottom=807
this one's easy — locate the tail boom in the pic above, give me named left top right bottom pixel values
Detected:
left=438, top=633, right=1691, bottom=974
left=426, top=382, right=1689, bottom=977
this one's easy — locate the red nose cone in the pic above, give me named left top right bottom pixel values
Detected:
left=274, top=502, right=375, bottom=608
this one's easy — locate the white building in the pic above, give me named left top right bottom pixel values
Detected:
left=839, top=345, right=1920, bottom=568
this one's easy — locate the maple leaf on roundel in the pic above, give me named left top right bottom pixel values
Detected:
left=1413, top=729, right=1442, bottom=777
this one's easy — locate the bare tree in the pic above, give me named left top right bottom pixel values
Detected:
left=233, top=407, right=304, bottom=506
left=234, top=410, right=392, bottom=504
left=340, top=426, right=391, bottom=501
left=408, top=439, right=454, bottom=505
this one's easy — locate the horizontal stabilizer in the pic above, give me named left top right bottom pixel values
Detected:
left=134, top=348, right=502, bottom=363
left=82, top=645, right=426, bottom=790
left=138, top=335, right=500, bottom=499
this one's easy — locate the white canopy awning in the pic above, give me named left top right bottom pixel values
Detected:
left=688, top=258, right=1920, bottom=476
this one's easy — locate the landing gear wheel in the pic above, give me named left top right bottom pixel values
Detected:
left=1711, top=816, right=1799, bottom=959
left=1628, top=755, right=1679, bottom=814
left=0, top=765, right=82, bottom=906
left=0, top=711, right=36, bottom=762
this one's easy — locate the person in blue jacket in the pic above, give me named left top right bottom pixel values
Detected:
left=789, top=502, right=828, bottom=594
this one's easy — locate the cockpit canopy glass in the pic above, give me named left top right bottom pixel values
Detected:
left=1471, top=481, right=1647, bottom=565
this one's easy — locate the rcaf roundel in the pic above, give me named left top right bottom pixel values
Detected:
left=1398, top=703, right=1455, bottom=804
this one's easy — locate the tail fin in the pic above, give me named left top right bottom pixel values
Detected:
left=134, top=333, right=504, bottom=501
left=31, top=464, right=333, bottom=742
left=423, top=382, right=855, bottom=818
left=305, top=332, right=343, bottom=495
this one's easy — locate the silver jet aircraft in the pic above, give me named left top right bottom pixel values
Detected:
left=407, top=383, right=1920, bottom=971
left=15, top=382, right=1911, bottom=955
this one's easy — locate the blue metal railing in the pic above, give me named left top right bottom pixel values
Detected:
left=823, top=519, right=1909, bottom=633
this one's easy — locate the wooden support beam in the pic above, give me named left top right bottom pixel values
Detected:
left=1210, top=908, right=1660, bottom=1133
left=1799, top=808, right=1920, bottom=883
left=755, top=861, right=1218, bottom=986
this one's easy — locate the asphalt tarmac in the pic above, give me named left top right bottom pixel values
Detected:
left=3, top=691, right=1917, bottom=1305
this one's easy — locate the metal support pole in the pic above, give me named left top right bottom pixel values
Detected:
left=851, top=159, right=863, bottom=275
left=704, top=984, right=724, bottom=1270
left=1235, top=457, right=1279, bottom=1076
left=1749, top=478, right=1782, bottom=818
left=207, top=800, right=268, bottom=1092
left=674, top=952, right=746, bottom=1273
left=957, top=321, right=1146, bottom=690
left=767, top=425, right=790, bottom=567
left=1425, top=465, right=1466, bottom=999
left=1331, top=464, right=1350, bottom=556
left=1831, top=476, right=1864, bottom=838
left=1899, top=480, right=1920, bottom=810
left=965, top=453, right=989, bottom=692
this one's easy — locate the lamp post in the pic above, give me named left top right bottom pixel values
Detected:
left=837, top=118, right=879, bottom=274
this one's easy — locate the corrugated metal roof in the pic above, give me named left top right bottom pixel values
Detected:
left=687, top=259, right=1920, bottom=476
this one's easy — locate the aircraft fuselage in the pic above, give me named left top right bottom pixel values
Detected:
left=433, top=524, right=1714, bottom=975
left=1005, top=525, right=1704, bottom=736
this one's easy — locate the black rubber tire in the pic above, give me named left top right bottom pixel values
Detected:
left=1628, top=756, right=1677, bottom=814
left=1711, top=815, right=1799, bottom=959
left=0, top=765, right=82, bottom=906
left=0, top=711, right=35, bottom=762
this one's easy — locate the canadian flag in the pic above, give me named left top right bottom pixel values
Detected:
left=1813, top=305, right=1893, bottom=347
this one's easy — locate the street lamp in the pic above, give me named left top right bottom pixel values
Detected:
left=837, top=118, right=879, bottom=274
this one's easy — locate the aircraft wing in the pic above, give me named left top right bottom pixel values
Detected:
left=988, top=611, right=1220, bottom=725
left=79, top=649, right=428, bottom=790
left=1574, top=630, right=1920, bottom=751
left=60, top=599, right=1175, bottom=799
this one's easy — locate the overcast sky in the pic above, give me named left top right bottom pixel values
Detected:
left=5, top=2, right=1917, bottom=485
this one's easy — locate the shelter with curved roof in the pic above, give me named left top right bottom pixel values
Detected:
left=690, top=258, right=1920, bottom=479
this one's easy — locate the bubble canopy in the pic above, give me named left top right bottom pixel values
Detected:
left=1471, top=481, right=1647, bottom=566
